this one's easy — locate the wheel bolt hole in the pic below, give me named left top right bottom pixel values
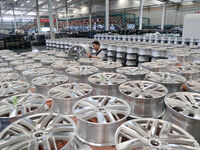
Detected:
left=35, top=132, right=43, bottom=137
left=150, top=140, right=160, bottom=147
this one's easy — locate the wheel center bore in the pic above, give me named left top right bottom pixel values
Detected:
left=150, top=139, right=160, bottom=147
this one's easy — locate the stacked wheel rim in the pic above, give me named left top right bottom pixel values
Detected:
left=119, top=80, right=168, bottom=118
left=115, top=118, right=199, bottom=150
left=73, top=95, right=131, bottom=146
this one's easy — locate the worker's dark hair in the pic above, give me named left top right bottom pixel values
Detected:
left=92, top=41, right=100, bottom=46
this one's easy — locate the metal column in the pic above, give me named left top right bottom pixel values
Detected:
left=55, top=9, right=59, bottom=32
left=139, top=0, right=143, bottom=30
left=12, top=6, right=17, bottom=33
left=36, top=0, right=41, bottom=34
left=89, top=0, right=92, bottom=30
left=48, top=0, right=55, bottom=39
left=105, top=0, right=109, bottom=31
left=65, top=0, right=68, bottom=29
left=0, top=7, right=4, bottom=34
left=161, top=2, right=167, bottom=31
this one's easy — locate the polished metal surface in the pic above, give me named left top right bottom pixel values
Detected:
left=52, top=60, right=79, bottom=74
left=0, top=113, right=76, bottom=150
left=116, top=67, right=150, bottom=80
left=68, top=45, right=88, bottom=61
left=155, top=59, right=179, bottom=66
left=186, top=80, right=200, bottom=93
left=115, top=118, right=200, bottom=150
left=88, top=72, right=127, bottom=98
left=15, top=63, right=43, bottom=79
left=0, top=73, right=19, bottom=83
left=66, top=65, right=98, bottom=83
left=0, top=68, right=13, bottom=74
left=138, top=46, right=151, bottom=55
left=48, top=83, right=93, bottom=115
left=167, top=66, right=199, bottom=80
left=94, top=61, right=122, bottom=72
left=78, top=58, right=96, bottom=66
left=141, top=62, right=167, bottom=72
left=0, top=81, right=29, bottom=100
left=138, top=55, right=150, bottom=62
left=119, top=80, right=168, bottom=118
left=151, top=47, right=166, bottom=57
left=73, top=95, right=131, bottom=146
left=0, top=93, right=46, bottom=130
left=32, top=74, right=69, bottom=96
left=164, top=92, right=200, bottom=142
left=146, top=72, right=186, bottom=93
left=0, top=63, right=8, bottom=68
left=22, top=68, right=54, bottom=86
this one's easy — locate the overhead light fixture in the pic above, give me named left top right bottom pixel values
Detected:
left=57, top=0, right=60, bottom=1
left=68, top=0, right=72, bottom=2
left=27, top=0, right=30, bottom=3
left=14, top=0, right=17, bottom=2
left=21, top=4, right=24, bottom=6
left=39, top=2, right=42, bottom=4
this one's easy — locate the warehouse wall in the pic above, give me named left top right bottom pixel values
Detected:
left=87, top=0, right=200, bottom=26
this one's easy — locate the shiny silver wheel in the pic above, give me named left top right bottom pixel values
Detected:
left=116, top=67, right=150, bottom=80
left=32, top=74, right=69, bottom=96
left=155, top=59, right=179, bottom=66
left=0, top=81, right=29, bottom=100
left=0, top=93, right=46, bottom=130
left=68, top=45, right=88, bottom=61
left=94, top=61, right=122, bottom=72
left=164, top=92, right=200, bottom=142
left=0, top=68, right=13, bottom=74
left=186, top=80, right=200, bottom=93
left=0, top=63, right=8, bottom=68
left=0, top=73, right=19, bottom=83
left=22, top=68, right=54, bottom=86
left=52, top=61, right=79, bottom=74
left=115, top=118, right=199, bottom=150
left=48, top=83, right=93, bottom=115
left=66, top=65, right=98, bottom=83
left=73, top=95, right=131, bottom=146
left=146, top=72, right=186, bottom=93
left=141, top=62, right=167, bottom=72
left=167, top=66, right=199, bottom=80
left=78, top=58, right=96, bottom=66
left=119, top=81, right=168, bottom=118
left=0, top=113, right=76, bottom=150
left=88, top=72, right=127, bottom=98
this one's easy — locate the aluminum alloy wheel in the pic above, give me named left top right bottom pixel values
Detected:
left=138, top=46, right=151, bottom=55
left=88, top=72, right=127, bottom=97
left=78, top=58, right=96, bottom=66
left=22, top=68, right=54, bottom=86
left=141, top=62, right=167, bottom=72
left=119, top=81, right=168, bottom=118
left=164, top=92, right=200, bottom=142
left=0, top=81, right=29, bottom=100
left=151, top=47, right=166, bottom=57
left=66, top=65, right=98, bottom=83
left=0, top=68, right=13, bottom=74
left=0, top=93, right=46, bottom=130
left=138, top=56, right=150, bottom=62
left=73, top=95, right=131, bottom=146
left=15, top=63, right=43, bottom=79
left=94, top=61, right=122, bottom=72
left=146, top=72, right=186, bottom=93
left=48, top=83, right=93, bottom=115
left=155, top=59, right=179, bottom=66
left=52, top=61, right=79, bottom=74
left=41, top=57, right=57, bottom=66
left=116, top=67, right=150, bottom=80
left=47, top=50, right=57, bottom=55
left=186, top=80, right=200, bottom=93
left=9, top=61, right=23, bottom=68
left=0, top=73, right=19, bottom=83
left=115, top=118, right=200, bottom=150
left=167, top=66, right=199, bottom=80
left=0, top=63, right=8, bottom=68
left=68, top=45, right=87, bottom=61
left=0, top=113, right=76, bottom=150
left=32, top=74, right=69, bottom=96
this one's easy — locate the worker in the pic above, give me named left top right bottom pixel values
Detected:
left=87, top=41, right=105, bottom=60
